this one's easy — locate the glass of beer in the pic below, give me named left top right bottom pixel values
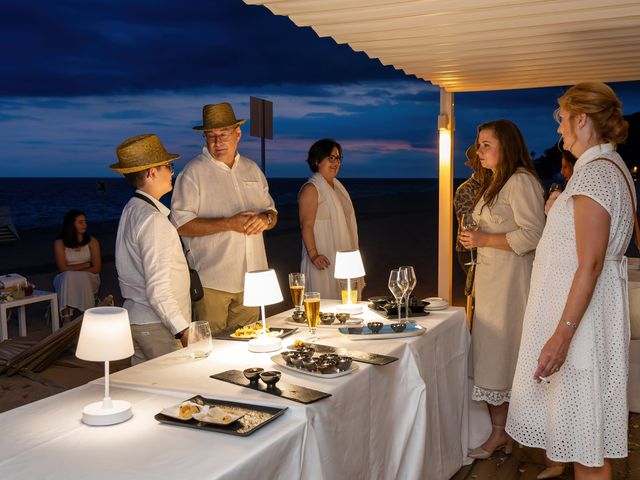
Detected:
left=288, top=273, right=305, bottom=314
left=303, top=292, right=321, bottom=341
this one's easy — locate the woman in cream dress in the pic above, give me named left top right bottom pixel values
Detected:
left=53, top=210, right=101, bottom=315
left=298, top=139, right=359, bottom=299
left=507, top=83, right=633, bottom=480
left=459, top=120, right=545, bottom=459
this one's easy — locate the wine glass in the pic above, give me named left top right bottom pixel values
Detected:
left=303, top=292, right=320, bottom=342
left=187, top=321, right=213, bottom=359
left=388, top=269, right=408, bottom=321
left=461, top=213, right=479, bottom=266
left=399, top=266, right=416, bottom=322
left=288, top=273, right=305, bottom=314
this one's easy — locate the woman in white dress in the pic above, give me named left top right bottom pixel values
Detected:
left=506, top=83, right=633, bottom=480
left=298, top=139, right=359, bottom=299
left=459, top=120, right=545, bottom=459
left=53, top=209, right=101, bottom=316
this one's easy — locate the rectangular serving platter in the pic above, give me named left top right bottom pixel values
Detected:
left=338, top=323, right=426, bottom=340
left=271, top=353, right=358, bottom=378
left=287, top=342, right=398, bottom=365
left=154, top=394, right=287, bottom=436
left=284, top=317, right=364, bottom=329
left=213, top=326, right=298, bottom=342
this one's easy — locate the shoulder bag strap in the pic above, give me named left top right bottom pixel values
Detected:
left=593, top=158, right=640, bottom=250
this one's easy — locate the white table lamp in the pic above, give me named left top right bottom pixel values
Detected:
left=334, top=249, right=365, bottom=314
left=244, top=269, right=284, bottom=352
left=76, top=307, right=134, bottom=426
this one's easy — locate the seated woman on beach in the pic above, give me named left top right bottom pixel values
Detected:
left=298, top=139, right=360, bottom=299
left=53, top=209, right=101, bottom=317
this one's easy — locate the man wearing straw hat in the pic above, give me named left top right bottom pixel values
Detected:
left=111, top=134, right=191, bottom=364
left=172, top=103, right=278, bottom=334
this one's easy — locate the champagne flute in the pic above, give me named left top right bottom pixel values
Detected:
left=288, top=273, right=305, bottom=315
left=461, top=213, right=479, bottom=266
left=399, top=266, right=416, bottom=322
left=388, top=269, right=408, bottom=321
left=303, top=292, right=320, bottom=342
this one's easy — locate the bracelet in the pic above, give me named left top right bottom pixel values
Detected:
left=564, top=321, right=578, bottom=329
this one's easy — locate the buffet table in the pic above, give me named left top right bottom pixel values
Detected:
left=0, top=302, right=472, bottom=480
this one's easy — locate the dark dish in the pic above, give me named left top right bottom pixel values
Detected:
left=302, top=357, right=319, bottom=371
left=336, top=313, right=350, bottom=323
left=367, top=321, right=383, bottom=333
left=259, top=371, right=282, bottom=389
left=336, top=356, right=353, bottom=371
left=390, top=323, right=407, bottom=333
left=319, top=312, right=336, bottom=325
left=318, top=360, right=337, bottom=374
left=243, top=367, right=264, bottom=384
left=318, top=353, right=340, bottom=364
left=280, top=351, right=295, bottom=366
left=291, top=310, right=307, bottom=323
left=290, top=352, right=308, bottom=368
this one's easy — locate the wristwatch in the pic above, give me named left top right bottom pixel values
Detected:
left=175, top=329, right=186, bottom=340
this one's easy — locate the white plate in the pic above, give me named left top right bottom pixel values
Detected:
left=424, top=305, right=449, bottom=311
left=271, top=354, right=358, bottom=378
left=192, top=406, right=243, bottom=426
left=338, top=323, right=426, bottom=340
left=284, top=317, right=363, bottom=328
left=160, top=401, right=204, bottom=421
left=422, top=297, right=448, bottom=307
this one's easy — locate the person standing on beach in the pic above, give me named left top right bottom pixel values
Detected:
left=298, top=139, right=360, bottom=299
left=111, top=134, right=191, bottom=365
left=171, top=103, right=277, bottom=335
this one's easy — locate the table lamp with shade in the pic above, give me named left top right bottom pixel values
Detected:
left=244, top=269, right=284, bottom=353
left=334, top=249, right=365, bottom=314
left=75, top=307, right=134, bottom=426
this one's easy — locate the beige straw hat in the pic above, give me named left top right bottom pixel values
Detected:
left=192, top=102, right=246, bottom=131
left=110, top=134, right=180, bottom=174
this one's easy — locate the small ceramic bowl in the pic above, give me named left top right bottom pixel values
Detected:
left=259, top=371, right=281, bottom=388
left=243, top=367, right=264, bottom=384
left=320, top=312, right=335, bottom=325
left=302, top=357, right=319, bottom=372
left=280, top=351, right=295, bottom=366
left=336, top=313, right=350, bottom=323
left=390, top=323, right=407, bottom=333
left=290, top=352, right=308, bottom=368
left=291, top=310, right=307, bottom=323
left=367, top=321, right=384, bottom=333
left=318, top=353, right=340, bottom=364
left=318, top=360, right=337, bottom=374
left=336, top=356, right=353, bottom=371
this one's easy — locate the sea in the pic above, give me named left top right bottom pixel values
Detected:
left=0, top=177, right=441, bottom=231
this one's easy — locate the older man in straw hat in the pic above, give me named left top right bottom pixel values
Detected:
left=171, top=103, right=278, bottom=334
left=111, top=134, right=191, bottom=364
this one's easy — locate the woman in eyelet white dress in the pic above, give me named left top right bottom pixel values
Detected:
left=459, top=119, right=546, bottom=459
left=53, top=210, right=101, bottom=314
left=506, top=83, right=633, bottom=480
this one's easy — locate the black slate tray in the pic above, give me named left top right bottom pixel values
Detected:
left=213, top=326, right=298, bottom=342
left=154, top=394, right=287, bottom=436
left=210, top=369, right=331, bottom=404
left=368, top=304, right=429, bottom=320
left=289, top=342, right=398, bottom=366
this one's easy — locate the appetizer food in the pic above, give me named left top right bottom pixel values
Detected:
left=230, top=322, right=269, bottom=339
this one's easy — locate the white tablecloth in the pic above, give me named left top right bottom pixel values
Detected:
left=0, top=302, right=474, bottom=480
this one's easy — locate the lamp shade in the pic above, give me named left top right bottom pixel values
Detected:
left=333, top=249, right=365, bottom=279
left=243, top=269, right=283, bottom=306
left=76, top=307, right=134, bottom=362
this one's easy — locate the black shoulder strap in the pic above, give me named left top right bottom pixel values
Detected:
left=133, top=192, right=160, bottom=212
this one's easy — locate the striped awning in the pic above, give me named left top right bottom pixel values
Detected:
left=243, top=0, right=640, bottom=91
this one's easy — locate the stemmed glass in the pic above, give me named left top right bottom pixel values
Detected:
left=303, top=292, right=320, bottom=342
left=288, top=273, right=305, bottom=315
left=399, top=266, right=416, bottom=322
left=388, top=269, right=408, bottom=322
left=461, top=213, right=479, bottom=266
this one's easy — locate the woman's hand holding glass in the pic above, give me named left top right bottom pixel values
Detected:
left=459, top=213, right=480, bottom=265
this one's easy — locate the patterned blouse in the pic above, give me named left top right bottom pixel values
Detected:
left=454, top=174, right=482, bottom=252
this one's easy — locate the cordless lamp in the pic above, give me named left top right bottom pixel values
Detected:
left=75, top=307, right=134, bottom=426
left=244, top=269, right=284, bottom=353
left=334, top=249, right=365, bottom=314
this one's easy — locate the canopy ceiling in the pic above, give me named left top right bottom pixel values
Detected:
left=244, top=0, right=640, bottom=92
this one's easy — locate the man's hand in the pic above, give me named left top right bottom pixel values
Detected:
left=179, top=328, right=189, bottom=348
left=244, top=212, right=269, bottom=235
left=228, top=211, right=255, bottom=233
left=544, top=190, right=561, bottom=215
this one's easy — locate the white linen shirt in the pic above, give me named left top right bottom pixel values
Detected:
left=171, top=148, right=276, bottom=293
left=115, top=190, right=191, bottom=335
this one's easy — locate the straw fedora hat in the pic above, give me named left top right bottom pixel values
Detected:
left=192, top=102, right=246, bottom=131
left=110, top=134, right=180, bottom=174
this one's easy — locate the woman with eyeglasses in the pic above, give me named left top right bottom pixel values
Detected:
left=53, top=209, right=102, bottom=320
left=298, top=138, right=360, bottom=299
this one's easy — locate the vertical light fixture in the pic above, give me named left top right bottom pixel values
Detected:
left=244, top=269, right=284, bottom=352
left=76, top=307, right=134, bottom=426
left=438, top=87, right=454, bottom=302
left=334, top=249, right=366, bottom=314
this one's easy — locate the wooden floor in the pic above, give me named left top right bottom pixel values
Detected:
left=451, top=413, right=640, bottom=479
